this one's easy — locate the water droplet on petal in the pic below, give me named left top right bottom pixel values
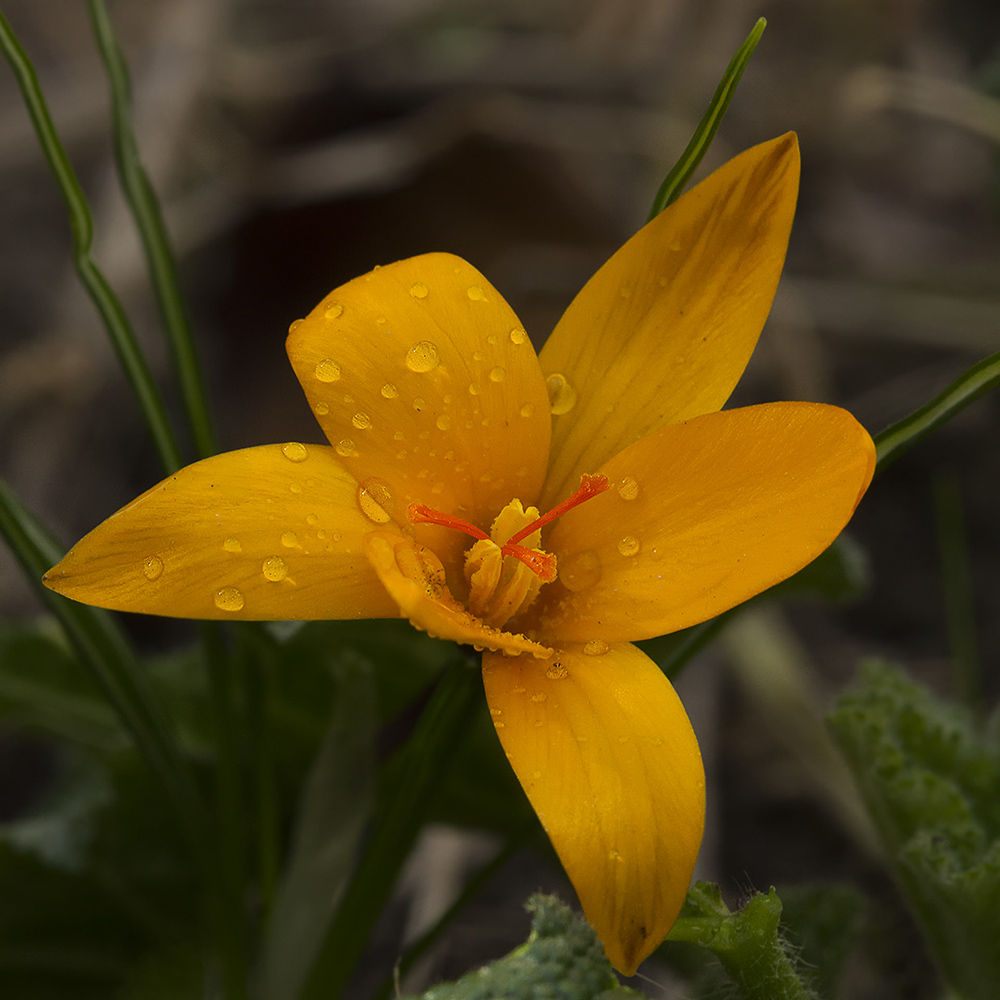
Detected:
left=352, top=412, right=371, bottom=430
left=381, top=383, right=399, bottom=399
left=335, top=439, right=357, bottom=457
left=669, top=239, right=682, bottom=252
left=409, top=281, right=428, bottom=299
left=531, top=692, right=547, bottom=703
left=288, top=319, right=303, bottom=335
left=473, top=351, right=485, bottom=362
left=509, top=327, right=527, bottom=345
left=281, top=531, right=299, bottom=548
left=618, top=535, right=640, bottom=557
left=436, top=414, right=452, bottom=431
left=616, top=475, right=639, bottom=501
left=468, top=382, right=481, bottom=395
left=583, top=639, right=610, bottom=656
left=560, top=550, right=601, bottom=592
left=215, top=587, right=245, bottom=612
left=224, top=536, right=242, bottom=553
left=489, top=366, right=505, bottom=383
left=357, top=478, right=395, bottom=523
left=406, top=341, right=439, bottom=373
left=546, top=662, right=568, bottom=679
left=412, top=398, right=425, bottom=411
left=142, top=555, right=163, bottom=580
left=282, top=442, right=308, bottom=462
left=289, top=483, right=302, bottom=494
left=520, top=403, right=534, bottom=418
left=262, top=556, right=288, bottom=582
left=314, top=402, right=329, bottom=416
left=466, top=285, right=485, bottom=301
left=306, top=513, right=319, bottom=526
left=546, top=373, right=577, bottom=415
left=324, top=301, right=344, bottom=319
left=314, top=359, right=341, bottom=383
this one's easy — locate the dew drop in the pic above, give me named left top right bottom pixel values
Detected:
left=468, top=382, right=482, bottom=396
left=546, top=373, right=577, bottom=415
left=531, top=692, right=547, bottom=703
left=381, top=382, right=399, bottom=399
left=618, top=535, right=640, bottom=557
left=214, top=587, right=245, bottom=612
left=466, top=284, right=485, bottom=301
left=489, top=366, right=505, bottom=383
left=281, top=531, right=299, bottom=548
left=509, top=327, right=527, bottom=345
left=393, top=430, right=405, bottom=441
left=520, top=403, right=534, bottom=418
left=559, top=550, right=601, bottom=592
left=314, top=401, right=329, bottom=416
left=142, top=555, right=163, bottom=580
left=352, top=412, right=372, bottom=430
left=473, top=351, right=485, bottom=362
left=224, top=536, right=242, bottom=553
left=306, top=513, right=319, bottom=526
left=262, top=556, right=288, bottom=582
left=335, top=439, right=357, bottom=457
left=289, top=483, right=302, bottom=494
left=669, top=239, right=682, bottom=252
left=288, top=318, right=303, bottom=335
left=324, top=301, right=344, bottom=319
left=494, top=721, right=505, bottom=729
left=405, top=341, right=439, bottom=373
left=431, top=481, right=445, bottom=494
left=314, top=359, right=341, bottom=383
left=513, top=686, right=526, bottom=694
left=616, top=475, right=639, bottom=501
left=490, top=707, right=502, bottom=716
left=546, top=662, right=568, bottom=680
left=436, top=414, right=452, bottom=431
left=583, top=639, right=610, bottom=656
left=357, top=478, right=395, bottom=523
left=409, top=281, right=429, bottom=299
left=412, top=398, right=425, bottom=412
left=281, top=442, right=308, bottom=463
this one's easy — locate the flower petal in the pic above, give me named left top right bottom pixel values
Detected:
left=364, top=530, right=551, bottom=658
left=482, top=642, right=704, bottom=974
left=531, top=402, right=875, bottom=642
left=286, top=253, right=551, bottom=572
left=43, top=445, right=398, bottom=620
left=538, top=134, right=800, bottom=507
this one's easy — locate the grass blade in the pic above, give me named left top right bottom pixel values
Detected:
left=0, top=8, right=182, bottom=474
left=648, top=18, right=767, bottom=218
left=87, top=0, right=217, bottom=460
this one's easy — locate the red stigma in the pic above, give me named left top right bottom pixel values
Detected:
left=407, top=473, right=609, bottom=582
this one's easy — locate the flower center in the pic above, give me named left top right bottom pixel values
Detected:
left=407, top=474, right=609, bottom=628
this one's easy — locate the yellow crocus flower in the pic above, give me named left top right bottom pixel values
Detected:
left=44, top=133, right=875, bottom=974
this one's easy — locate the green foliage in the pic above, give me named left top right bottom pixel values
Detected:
left=828, top=661, right=1000, bottom=1000
left=663, top=883, right=815, bottom=1000
left=402, top=895, right=641, bottom=1000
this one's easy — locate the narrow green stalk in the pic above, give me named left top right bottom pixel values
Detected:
left=874, top=348, right=1000, bottom=471
left=648, top=18, right=766, bottom=218
left=0, top=477, right=203, bottom=855
left=932, top=469, right=983, bottom=714
left=87, top=0, right=217, bottom=460
left=0, top=8, right=182, bottom=473
left=242, top=632, right=280, bottom=916
left=298, top=661, right=481, bottom=1000
left=201, top=622, right=250, bottom=1000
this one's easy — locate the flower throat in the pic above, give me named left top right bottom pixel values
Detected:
left=407, top=474, right=609, bottom=629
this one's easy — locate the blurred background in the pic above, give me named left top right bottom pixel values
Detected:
left=1, top=0, right=999, bottom=996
